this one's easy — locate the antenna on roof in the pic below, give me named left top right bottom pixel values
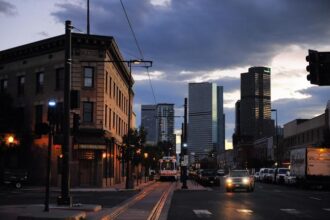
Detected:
left=87, top=0, right=90, bottom=35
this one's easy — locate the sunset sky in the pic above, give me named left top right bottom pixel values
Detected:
left=1, top=0, right=330, bottom=149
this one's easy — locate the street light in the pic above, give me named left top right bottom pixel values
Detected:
left=45, top=99, right=57, bottom=212
left=271, top=109, right=278, bottom=167
left=144, top=152, right=148, bottom=183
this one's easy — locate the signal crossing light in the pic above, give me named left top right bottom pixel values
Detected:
left=306, top=49, right=330, bottom=86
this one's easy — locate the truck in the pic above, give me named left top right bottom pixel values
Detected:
left=290, top=147, right=330, bottom=188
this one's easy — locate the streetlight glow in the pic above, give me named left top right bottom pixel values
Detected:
left=48, top=100, right=56, bottom=107
left=8, top=135, right=14, bottom=144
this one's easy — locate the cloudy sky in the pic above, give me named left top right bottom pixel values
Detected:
left=1, top=0, right=330, bottom=149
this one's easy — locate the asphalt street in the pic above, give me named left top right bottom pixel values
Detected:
left=168, top=182, right=330, bottom=220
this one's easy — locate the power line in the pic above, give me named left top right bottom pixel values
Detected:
left=119, top=0, right=157, bottom=104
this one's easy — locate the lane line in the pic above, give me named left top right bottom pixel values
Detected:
left=309, top=197, right=321, bottom=201
left=147, top=183, right=174, bottom=220
left=280, top=209, right=301, bottom=215
left=236, top=209, right=253, bottom=215
left=323, top=208, right=330, bottom=211
left=193, top=209, right=212, bottom=218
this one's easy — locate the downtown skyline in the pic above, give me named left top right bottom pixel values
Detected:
left=1, top=0, right=330, bottom=149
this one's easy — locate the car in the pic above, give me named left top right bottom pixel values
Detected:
left=217, top=169, right=225, bottom=176
left=259, top=168, right=269, bottom=182
left=225, top=170, right=255, bottom=192
left=265, top=168, right=275, bottom=183
left=275, top=168, right=290, bottom=184
left=284, top=171, right=296, bottom=185
left=199, top=169, right=220, bottom=186
left=254, top=172, right=260, bottom=181
left=3, top=169, right=28, bottom=189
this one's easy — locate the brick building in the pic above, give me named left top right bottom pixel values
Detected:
left=0, top=33, right=133, bottom=187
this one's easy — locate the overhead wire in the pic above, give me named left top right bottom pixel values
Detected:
left=119, top=0, right=157, bottom=104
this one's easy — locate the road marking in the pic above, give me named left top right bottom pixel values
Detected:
left=274, top=189, right=282, bottom=192
left=236, top=209, right=253, bottom=215
left=193, top=210, right=212, bottom=218
left=323, top=208, right=330, bottom=211
left=309, top=197, right=321, bottom=201
left=280, top=209, right=300, bottom=215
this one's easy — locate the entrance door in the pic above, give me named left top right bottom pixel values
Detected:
left=79, top=160, right=95, bottom=186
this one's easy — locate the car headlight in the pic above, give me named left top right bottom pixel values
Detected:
left=243, top=177, right=250, bottom=184
left=226, top=178, right=232, bottom=184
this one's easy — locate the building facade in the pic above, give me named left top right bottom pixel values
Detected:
left=141, top=105, right=157, bottom=145
left=141, top=103, right=175, bottom=146
left=0, top=33, right=133, bottom=187
left=187, top=82, right=225, bottom=162
left=283, top=101, right=330, bottom=160
left=233, top=67, right=274, bottom=168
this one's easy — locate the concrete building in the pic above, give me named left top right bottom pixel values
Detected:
left=0, top=33, right=134, bottom=187
left=188, top=82, right=225, bottom=162
left=141, top=103, right=175, bottom=146
left=283, top=101, right=330, bottom=160
left=233, top=67, right=274, bottom=168
left=141, top=105, right=157, bottom=145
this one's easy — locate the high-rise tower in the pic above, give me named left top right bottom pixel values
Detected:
left=188, top=82, right=225, bottom=161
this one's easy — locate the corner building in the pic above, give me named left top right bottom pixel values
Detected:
left=0, top=33, right=133, bottom=187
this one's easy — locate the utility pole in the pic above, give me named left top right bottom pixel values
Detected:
left=87, top=0, right=90, bottom=35
left=181, top=98, right=188, bottom=189
left=58, top=20, right=72, bottom=206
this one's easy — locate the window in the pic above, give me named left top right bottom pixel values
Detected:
left=56, top=68, right=64, bottom=90
left=105, top=105, right=108, bottom=128
left=110, top=77, right=112, bottom=97
left=83, top=102, right=93, bottom=122
left=35, top=105, right=43, bottom=124
left=109, top=108, right=112, bottom=129
left=17, top=76, right=25, bottom=95
left=36, top=72, right=44, bottom=93
left=105, top=71, right=108, bottom=93
left=0, top=79, right=8, bottom=93
left=113, top=112, right=116, bottom=129
left=84, top=67, right=94, bottom=87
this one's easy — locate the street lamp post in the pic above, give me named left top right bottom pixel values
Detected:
left=45, top=100, right=56, bottom=212
left=271, top=109, right=278, bottom=167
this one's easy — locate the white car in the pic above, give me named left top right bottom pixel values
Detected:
left=284, top=171, right=296, bottom=185
left=259, top=168, right=269, bottom=182
left=275, top=168, right=290, bottom=184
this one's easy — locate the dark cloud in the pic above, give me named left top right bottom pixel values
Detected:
left=0, top=0, right=16, bottom=15
left=273, top=86, right=330, bottom=126
left=52, top=0, right=330, bottom=72
left=51, top=0, right=330, bottom=142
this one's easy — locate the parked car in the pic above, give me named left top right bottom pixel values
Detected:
left=217, top=169, right=225, bottom=176
left=259, top=168, right=269, bottom=182
left=3, top=169, right=28, bottom=189
left=199, top=169, right=220, bottom=186
left=284, top=171, right=297, bottom=185
left=275, top=168, right=290, bottom=184
left=254, top=172, right=260, bottom=181
left=265, top=168, right=275, bottom=183
left=225, top=170, right=254, bottom=192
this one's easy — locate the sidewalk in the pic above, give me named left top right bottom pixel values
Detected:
left=0, top=180, right=156, bottom=220
left=22, top=179, right=155, bottom=193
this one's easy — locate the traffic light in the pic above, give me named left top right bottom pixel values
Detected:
left=306, top=49, right=330, bottom=86
left=72, top=113, right=80, bottom=134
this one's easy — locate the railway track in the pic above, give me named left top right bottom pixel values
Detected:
left=109, top=181, right=175, bottom=220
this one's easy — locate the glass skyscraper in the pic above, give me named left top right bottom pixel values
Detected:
left=188, top=82, right=225, bottom=161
